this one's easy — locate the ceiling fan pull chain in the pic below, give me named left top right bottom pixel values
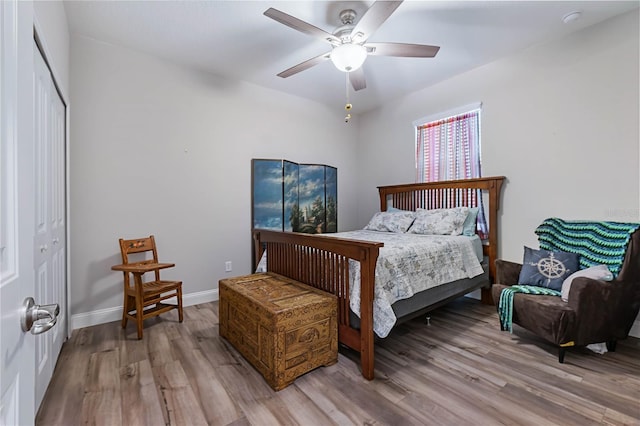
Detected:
left=344, top=72, right=352, bottom=123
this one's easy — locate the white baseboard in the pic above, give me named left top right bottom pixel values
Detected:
left=70, top=288, right=218, bottom=330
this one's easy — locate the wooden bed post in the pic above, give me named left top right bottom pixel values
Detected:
left=359, top=246, right=377, bottom=380
left=483, top=177, right=504, bottom=303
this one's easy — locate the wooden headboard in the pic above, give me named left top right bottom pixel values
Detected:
left=378, top=176, right=505, bottom=292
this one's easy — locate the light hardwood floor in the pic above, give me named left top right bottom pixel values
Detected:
left=36, top=298, right=640, bottom=425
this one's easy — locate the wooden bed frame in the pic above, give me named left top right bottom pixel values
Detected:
left=252, top=176, right=505, bottom=380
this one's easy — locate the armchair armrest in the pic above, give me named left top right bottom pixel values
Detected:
left=568, top=277, right=640, bottom=343
left=495, top=259, right=522, bottom=285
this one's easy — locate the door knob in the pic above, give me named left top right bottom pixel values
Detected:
left=20, top=297, right=60, bottom=335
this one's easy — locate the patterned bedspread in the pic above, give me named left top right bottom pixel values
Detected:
left=257, top=230, right=484, bottom=338
left=324, top=231, right=484, bottom=337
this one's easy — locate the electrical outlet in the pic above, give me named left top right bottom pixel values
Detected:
left=225, top=261, right=232, bottom=272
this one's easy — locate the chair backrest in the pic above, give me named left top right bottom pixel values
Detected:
left=535, top=218, right=640, bottom=278
left=616, top=228, right=640, bottom=283
left=119, top=235, right=160, bottom=285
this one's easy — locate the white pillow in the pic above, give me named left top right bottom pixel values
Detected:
left=364, top=211, right=416, bottom=233
left=561, top=265, right=613, bottom=302
left=407, top=207, right=469, bottom=236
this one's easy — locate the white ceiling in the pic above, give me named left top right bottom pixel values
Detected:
left=63, top=1, right=639, bottom=113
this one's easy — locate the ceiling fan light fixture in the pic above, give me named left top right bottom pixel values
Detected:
left=330, top=43, right=367, bottom=72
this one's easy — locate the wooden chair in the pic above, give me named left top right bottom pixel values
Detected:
left=112, top=235, right=183, bottom=339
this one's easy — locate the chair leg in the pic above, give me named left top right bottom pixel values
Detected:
left=177, top=287, right=184, bottom=323
left=136, top=316, right=144, bottom=339
left=135, top=296, right=144, bottom=340
left=558, top=347, right=566, bottom=363
left=606, top=340, right=617, bottom=352
left=122, top=293, right=129, bottom=329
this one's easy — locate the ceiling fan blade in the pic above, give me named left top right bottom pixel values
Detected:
left=277, top=52, right=331, bottom=78
left=350, top=1, right=403, bottom=44
left=264, top=8, right=341, bottom=45
left=349, top=68, right=366, bottom=91
left=365, top=42, right=440, bottom=58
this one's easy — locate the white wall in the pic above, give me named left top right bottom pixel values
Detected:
left=357, top=10, right=639, bottom=262
left=69, top=35, right=360, bottom=326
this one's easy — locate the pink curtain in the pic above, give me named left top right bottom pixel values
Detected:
left=416, top=111, right=481, bottom=182
left=416, top=109, right=487, bottom=236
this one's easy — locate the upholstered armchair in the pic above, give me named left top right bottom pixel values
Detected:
left=491, top=219, right=640, bottom=363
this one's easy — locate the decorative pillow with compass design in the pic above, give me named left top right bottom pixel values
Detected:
left=518, top=246, right=580, bottom=291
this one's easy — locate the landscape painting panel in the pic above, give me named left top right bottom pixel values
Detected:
left=283, top=160, right=299, bottom=232
left=325, top=166, right=337, bottom=233
left=298, top=164, right=326, bottom=234
left=252, top=159, right=283, bottom=230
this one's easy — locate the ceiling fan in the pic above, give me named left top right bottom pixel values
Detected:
left=264, top=1, right=440, bottom=91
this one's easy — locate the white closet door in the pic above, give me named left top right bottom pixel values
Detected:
left=33, top=41, right=67, bottom=411
left=50, top=77, right=66, bottom=368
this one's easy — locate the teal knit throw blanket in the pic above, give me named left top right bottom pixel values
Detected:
left=498, top=285, right=561, bottom=333
left=535, top=218, right=639, bottom=277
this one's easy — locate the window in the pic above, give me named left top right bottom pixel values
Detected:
left=415, top=106, right=482, bottom=182
left=414, top=104, right=486, bottom=235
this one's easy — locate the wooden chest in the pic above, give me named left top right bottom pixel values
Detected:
left=219, top=272, right=338, bottom=391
